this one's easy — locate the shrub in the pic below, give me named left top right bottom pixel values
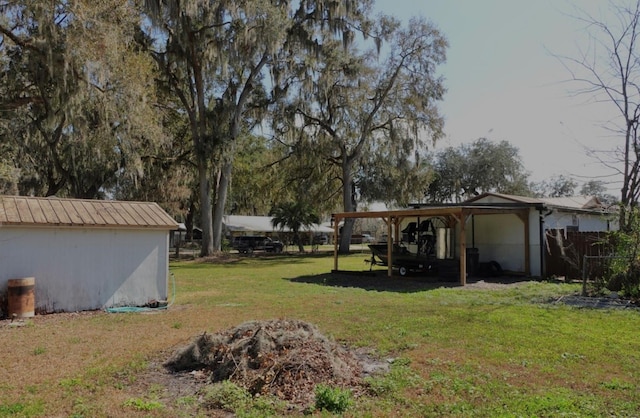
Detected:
left=202, top=381, right=252, bottom=412
left=122, top=397, right=163, bottom=411
left=201, top=381, right=284, bottom=416
left=314, top=384, right=353, bottom=413
left=604, top=207, right=640, bottom=298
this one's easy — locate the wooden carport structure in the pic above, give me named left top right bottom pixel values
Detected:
left=332, top=205, right=532, bottom=285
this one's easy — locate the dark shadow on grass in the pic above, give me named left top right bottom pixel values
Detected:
left=170, top=257, right=246, bottom=269
left=288, top=270, right=459, bottom=293
left=278, top=250, right=337, bottom=258
left=288, top=271, right=537, bottom=293
left=238, top=259, right=314, bottom=268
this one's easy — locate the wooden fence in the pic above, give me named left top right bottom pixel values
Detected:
left=544, top=229, right=613, bottom=279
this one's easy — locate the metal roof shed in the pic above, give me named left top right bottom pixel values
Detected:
left=0, top=196, right=178, bottom=314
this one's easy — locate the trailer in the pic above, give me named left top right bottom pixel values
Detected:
left=367, top=243, right=438, bottom=276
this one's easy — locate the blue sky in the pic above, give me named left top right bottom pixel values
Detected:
left=373, top=0, right=620, bottom=193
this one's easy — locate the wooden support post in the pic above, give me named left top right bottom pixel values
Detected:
left=387, top=217, right=393, bottom=277
left=458, top=213, right=467, bottom=286
left=333, top=216, right=339, bottom=271
left=523, top=214, right=530, bottom=276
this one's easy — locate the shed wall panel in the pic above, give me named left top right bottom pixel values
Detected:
left=460, top=210, right=543, bottom=277
left=468, top=214, right=525, bottom=273
left=0, top=227, right=169, bottom=313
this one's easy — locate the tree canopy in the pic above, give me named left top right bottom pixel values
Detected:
left=141, top=0, right=373, bottom=255
left=270, top=201, right=320, bottom=253
left=278, top=16, right=447, bottom=252
left=426, top=138, right=531, bottom=203
left=6, top=2, right=598, bottom=252
left=0, top=0, right=165, bottom=198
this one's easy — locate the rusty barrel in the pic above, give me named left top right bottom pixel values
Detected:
left=8, top=277, right=35, bottom=318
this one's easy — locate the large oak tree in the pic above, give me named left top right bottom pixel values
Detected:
left=144, top=0, right=370, bottom=255
left=281, top=16, right=447, bottom=253
left=0, top=0, right=165, bottom=198
left=426, top=138, right=531, bottom=203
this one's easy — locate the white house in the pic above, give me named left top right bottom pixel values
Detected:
left=0, top=195, right=178, bottom=314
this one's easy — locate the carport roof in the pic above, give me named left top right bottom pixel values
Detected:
left=330, top=193, right=612, bottom=284
left=332, top=204, right=531, bottom=221
left=0, top=195, right=178, bottom=229
left=331, top=202, right=534, bottom=285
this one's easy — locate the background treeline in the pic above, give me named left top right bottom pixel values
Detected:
left=0, top=0, right=612, bottom=254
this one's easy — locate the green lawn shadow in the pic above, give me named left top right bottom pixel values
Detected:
left=289, top=270, right=536, bottom=293
left=288, top=270, right=461, bottom=293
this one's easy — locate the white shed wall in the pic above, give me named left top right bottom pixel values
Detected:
left=463, top=210, right=543, bottom=277
left=0, top=227, right=169, bottom=313
left=467, top=214, right=525, bottom=273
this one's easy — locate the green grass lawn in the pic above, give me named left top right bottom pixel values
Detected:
left=1, top=252, right=639, bottom=417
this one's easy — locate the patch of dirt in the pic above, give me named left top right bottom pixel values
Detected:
left=144, top=319, right=389, bottom=414
left=193, top=252, right=243, bottom=263
left=555, top=294, right=639, bottom=309
left=0, top=309, right=103, bottom=326
left=461, top=278, right=537, bottom=290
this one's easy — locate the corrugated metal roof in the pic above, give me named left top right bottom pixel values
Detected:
left=223, top=215, right=334, bottom=233
left=0, top=195, right=178, bottom=229
left=465, top=192, right=543, bottom=205
left=539, top=196, right=602, bottom=209
left=466, top=193, right=604, bottom=210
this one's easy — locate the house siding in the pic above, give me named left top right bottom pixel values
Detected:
left=543, top=211, right=612, bottom=232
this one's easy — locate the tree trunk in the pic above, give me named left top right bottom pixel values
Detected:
left=213, top=159, right=232, bottom=252
left=199, top=159, right=214, bottom=256
left=338, top=159, right=356, bottom=254
left=296, top=231, right=305, bottom=253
